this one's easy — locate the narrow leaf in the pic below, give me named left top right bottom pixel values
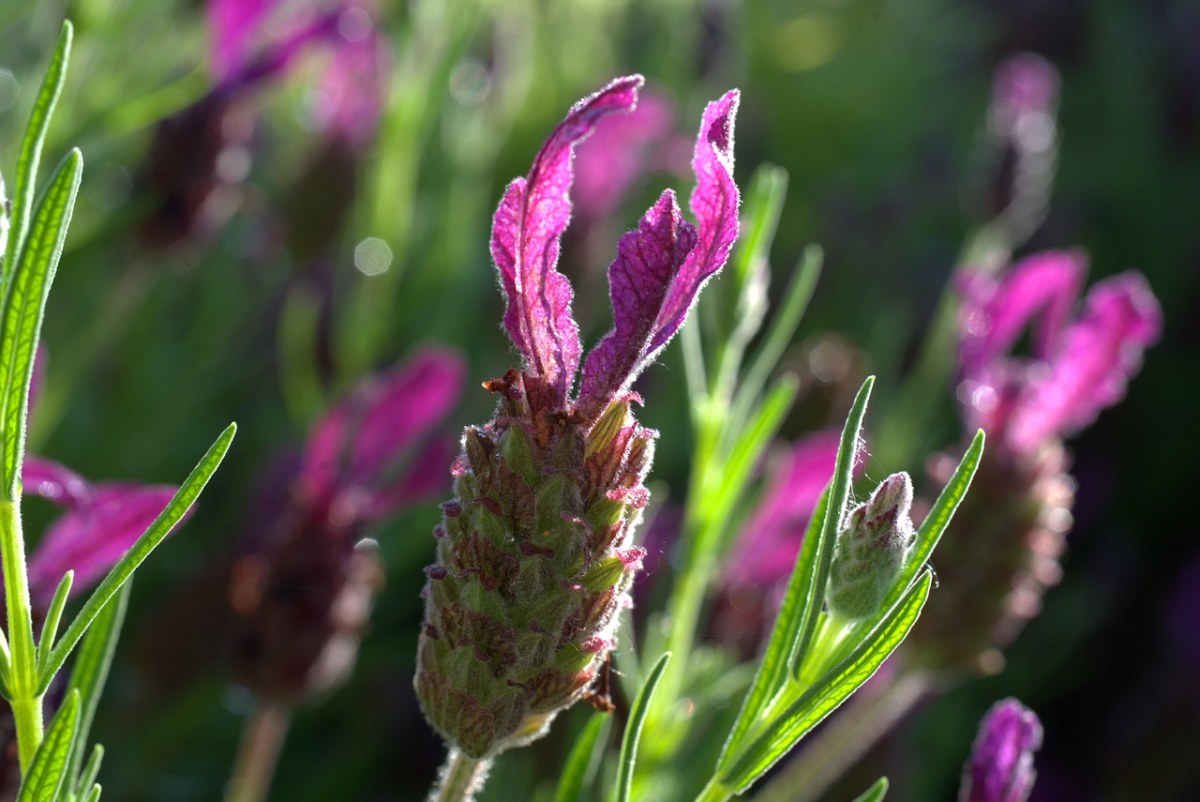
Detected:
left=39, top=423, right=236, bottom=692
left=73, top=746, right=103, bottom=802
left=728, top=245, right=822, bottom=432
left=36, top=570, right=73, bottom=674
left=83, top=787, right=100, bottom=802
left=722, top=572, right=932, bottom=792
left=555, top=713, right=611, bottom=802
left=851, top=777, right=889, bottom=802
left=718, top=487, right=830, bottom=761
left=0, top=149, right=82, bottom=500
left=880, top=429, right=984, bottom=616
left=790, top=376, right=874, bottom=681
left=16, top=688, right=80, bottom=802
left=613, top=652, right=671, bottom=802
left=64, top=583, right=129, bottom=790
left=2, top=21, right=73, bottom=288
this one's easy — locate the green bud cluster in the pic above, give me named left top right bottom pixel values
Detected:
left=416, top=374, right=654, bottom=758
left=826, top=472, right=915, bottom=620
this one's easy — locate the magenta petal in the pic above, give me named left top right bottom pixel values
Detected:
left=300, top=347, right=465, bottom=502
left=1009, top=270, right=1162, bottom=450
left=28, top=484, right=179, bottom=609
left=724, top=429, right=842, bottom=589
left=959, top=250, right=1087, bottom=376
left=577, top=191, right=698, bottom=413
left=649, top=89, right=740, bottom=354
left=578, top=90, right=740, bottom=412
left=23, top=456, right=92, bottom=509
left=367, top=435, right=458, bottom=520
left=490, top=76, right=643, bottom=408
left=960, top=698, right=1042, bottom=802
left=574, top=90, right=676, bottom=220
left=311, top=19, right=386, bottom=144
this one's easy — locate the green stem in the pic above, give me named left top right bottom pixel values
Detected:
left=225, top=701, right=291, bottom=802
left=428, top=748, right=491, bottom=802
left=0, top=497, right=42, bottom=772
left=695, top=778, right=733, bottom=802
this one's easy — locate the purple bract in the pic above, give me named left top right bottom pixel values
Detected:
left=960, top=698, right=1043, bottom=802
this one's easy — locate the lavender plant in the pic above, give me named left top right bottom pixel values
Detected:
left=0, top=22, right=234, bottom=799
left=412, top=74, right=986, bottom=802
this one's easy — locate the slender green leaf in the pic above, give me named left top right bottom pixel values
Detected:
left=64, top=583, right=129, bottom=790
left=881, top=429, right=984, bottom=617
left=83, top=786, right=100, bottom=802
left=73, top=746, right=103, bottom=802
left=0, top=149, right=82, bottom=500
left=718, top=487, right=830, bottom=760
left=1, top=21, right=72, bottom=289
left=790, top=376, right=874, bottom=681
left=703, top=375, right=798, bottom=533
left=16, top=689, right=80, bottom=802
left=613, top=652, right=671, bottom=802
left=850, top=777, right=889, bottom=802
left=39, top=423, right=236, bottom=692
left=35, top=570, right=73, bottom=674
left=728, top=245, right=823, bottom=433
left=555, top=713, right=611, bottom=802
left=732, top=165, right=788, bottom=287
left=721, top=572, right=932, bottom=792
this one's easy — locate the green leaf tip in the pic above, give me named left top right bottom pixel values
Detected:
left=614, top=652, right=671, bottom=802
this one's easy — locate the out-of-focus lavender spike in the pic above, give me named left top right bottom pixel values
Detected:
left=490, top=76, right=642, bottom=411
left=299, top=347, right=465, bottom=515
left=960, top=698, right=1043, bottom=802
left=990, top=54, right=1060, bottom=147
left=27, top=484, right=180, bottom=609
left=207, top=0, right=277, bottom=80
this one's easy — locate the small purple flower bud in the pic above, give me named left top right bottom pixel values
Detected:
left=960, top=698, right=1043, bottom=802
left=417, top=77, right=740, bottom=758
left=826, top=473, right=914, bottom=621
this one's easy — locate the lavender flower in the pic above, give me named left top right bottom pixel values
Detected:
left=957, top=250, right=1162, bottom=457
left=416, top=76, right=740, bottom=758
left=24, top=458, right=179, bottom=610
left=960, top=698, right=1043, bottom=802
left=231, top=347, right=464, bottom=701
left=907, top=251, right=1161, bottom=673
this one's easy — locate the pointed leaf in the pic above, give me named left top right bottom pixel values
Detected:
left=1, top=149, right=82, bottom=501
left=16, top=689, right=80, bottom=802
left=555, top=713, right=611, bottom=802
left=38, top=423, right=236, bottom=693
left=851, top=777, right=889, bottom=802
left=2, top=21, right=72, bottom=289
left=790, top=376, right=874, bottom=680
left=73, top=746, right=103, bottom=802
left=64, top=583, right=128, bottom=791
left=35, top=570, right=73, bottom=674
left=613, top=652, right=671, bottom=802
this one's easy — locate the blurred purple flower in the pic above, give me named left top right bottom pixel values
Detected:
left=23, top=457, right=178, bottom=610
left=231, top=346, right=465, bottom=702
left=960, top=698, right=1043, bottom=802
left=956, top=249, right=1162, bottom=456
left=206, top=0, right=386, bottom=144
left=724, top=430, right=841, bottom=592
left=573, top=91, right=678, bottom=222
left=298, top=346, right=466, bottom=525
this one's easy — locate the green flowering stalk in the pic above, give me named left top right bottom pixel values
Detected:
left=415, top=75, right=740, bottom=798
